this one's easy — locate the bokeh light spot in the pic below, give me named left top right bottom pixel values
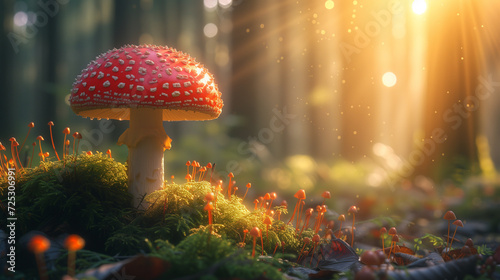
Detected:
left=325, top=0, right=334, bottom=9
left=382, top=72, right=397, bottom=87
left=13, top=11, right=28, bottom=27
left=204, top=23, right=218, bottom=38
left=412, top=0, right=427, bottom=15
left=204, top=0, right=217, bottom=9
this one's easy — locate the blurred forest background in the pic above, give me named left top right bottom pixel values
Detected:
left=1, top=0, right=500, bottom=203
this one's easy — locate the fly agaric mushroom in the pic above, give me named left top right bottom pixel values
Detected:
left=69, top=45, right=223, bottom=207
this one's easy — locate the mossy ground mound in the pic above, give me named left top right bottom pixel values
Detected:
left=0, top=154, right=302, bottom=279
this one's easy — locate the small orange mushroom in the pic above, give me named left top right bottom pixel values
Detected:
left=64, top=234, right=85, bottom=277
left=48, top=121, right=60, bottom=161
left=348, top=205, right=358, bottom=247
left=443, top=210, right=456, bottom=250
left=204, top=202, right=214, bottom=226
left=20, top=122, right=35, bottom=151
left=287, top=189, right=306, bottom=226
left=227, top=172, right=234, bottom=198
left=337, top=214, right=345, bottom=238
left=186, top=161, right=191, bottom=175
left=250, top=227, right=260, bottom=257
left=380, top=227, right=387, bottom=252
left=106, top=149, right=112, bottom=159
left=62, top=127, right=71, bottom=160
left=242, top=229, right=249, bottom=244
left=28, top=234, right=51, bottom=280
left=243, top=183, right=251, bottom=200
left=263, top=216, right=273, bottom=239
left=449, top=219, right=464, bottom=250
left=321, top=191, right=331, bottom=205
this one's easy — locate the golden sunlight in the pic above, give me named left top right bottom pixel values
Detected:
left=412, top=0, right=427, bottom=15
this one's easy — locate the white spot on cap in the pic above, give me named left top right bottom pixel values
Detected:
left=129, top=60, right=136, bottom=65
left=112, top=76, right=118, bottom=81
left=184, top=82, right=192, bottom=87
left=138, top=67, right=147, bottom=75
left=150, top=88, right=157, bottom=92
left=185, top=91, right=190, bottom=96
left=174, top=66, right=182, bottom=72
left=126, top=55, right=132, bottom=59
left=82, top=82, right=87, bottom=87
left=125, top=66, right=132, bottom=71
left=118, top=82, right=125, bottom=88
left=145, top=60, right=154, bottom=65
left=173, top=83, right=181, bottom=88
left=103, top=81, right=111, bottom=87
left=112, top=66, right=119, bottom=72
left=129, top=85, right=134, bottom=89
left=89, top=86, right=95, bottom=91
left=172, top=91, right=181, bottom=97
left=137, top=85, right=145, bottom=91
left=118, top=59, right=124, bottom=65
left=90, top=72, right=96, bottom=77
left=97, top=72, right=104, bottom=79
left=161, top=93, right=168, bottom=97
left=162, top=83, right=169, bottom=89
left=160, top=59, right=166, bottom=63
left=166, top=68, right=172, bottom=75
left=104, top=62, right=112, bottom=68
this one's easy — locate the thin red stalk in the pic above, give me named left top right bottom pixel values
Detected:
left=49, top=125, right=60, bottom=161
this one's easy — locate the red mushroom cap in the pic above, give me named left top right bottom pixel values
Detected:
left=348, top=205, right=358, bottom=214
left=453, top=220, right=464, bottom=227
left=294, top=189, right=306, bottom=200
left=321, top=191, right=331, bottom=199
left=263, top=216, right=273, bottom=225
left=204, top=202, right=214, bottom=211
left=443, top=210, right=456, bottom=220
left=36, top=135, right=44, bottom=141
left=388, top=227, right=397, bottom=236
left=312, top=234, right=321, bottom=243
left=64, top=234, right=85, bottom=251
left=69, top=45, right=223, bottom=121
left=338, top=214, right=345, bottom=222
left=250, top=227, right=260, bottom=237
left=270, top=192, right=277, bottom=200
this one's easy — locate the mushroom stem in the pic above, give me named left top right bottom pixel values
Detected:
left=48, top=122, right=60, bottom=161
left=118, top=108, right=171, bottom=208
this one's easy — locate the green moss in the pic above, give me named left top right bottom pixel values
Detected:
left=0, top=153, right=132, bottom=251
left=147, top=230, right=286, bottom=279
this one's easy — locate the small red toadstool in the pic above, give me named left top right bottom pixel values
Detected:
left=69, top=45, right=223, bottom=207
